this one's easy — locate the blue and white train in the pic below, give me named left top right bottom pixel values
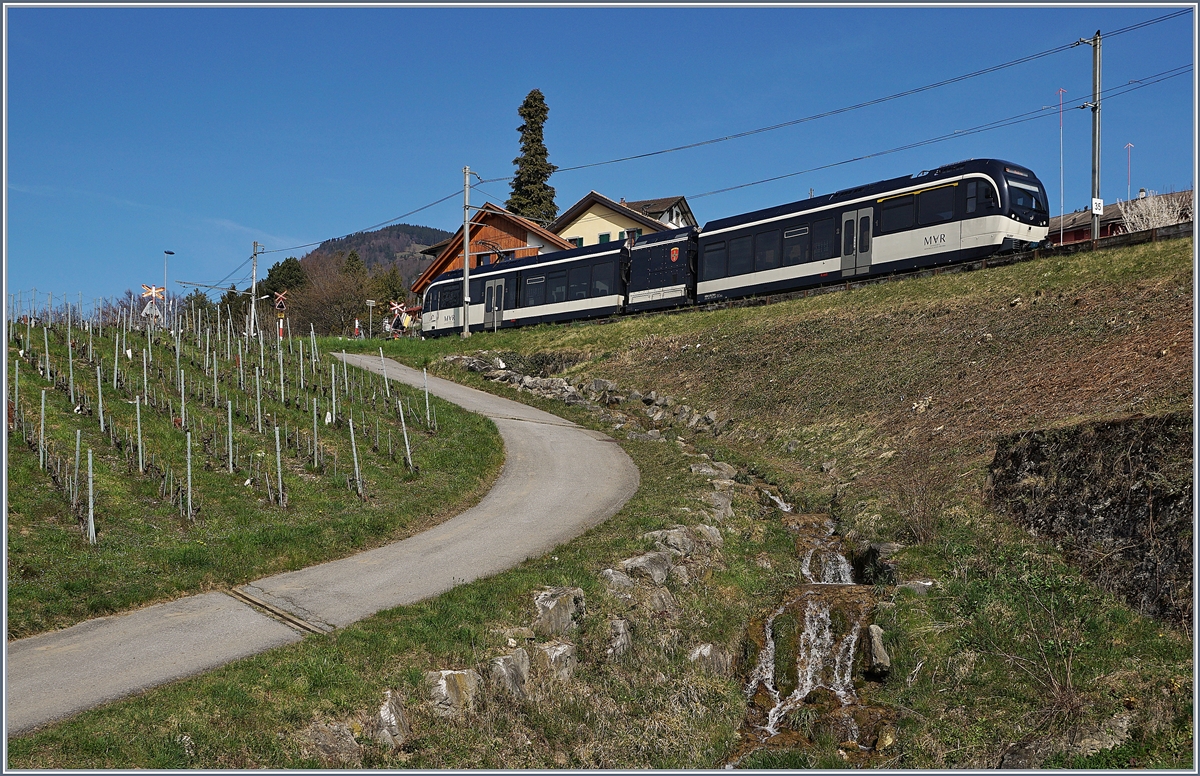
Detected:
left=421, top=158, right=1050, bottom=336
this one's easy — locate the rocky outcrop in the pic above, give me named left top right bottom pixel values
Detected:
left=299, top=720, right=362, bottom=767
left=366, top=689, right=411, bottom=751
left=488, top=648, right=530, bottom=700
left=862, top=624, right=890, bottom=679
left=534, top=640, right=577, bottom=682
left=531, top=586, right=585, bottom=637
left=618, top=551, right=673, bottom=586
left=606, top=618, right=632, bottom=660
left=424, top=669, right=481, bottom=718
left=687, top=643, right=733, bottom=677
left=989, top=412, right=1193, bottom=626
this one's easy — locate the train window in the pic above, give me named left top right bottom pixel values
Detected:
left=1007, top=178, right=1046, bottom=212
left=523, top=275, right=545, bottom=307
left=568, top=266, right=589, bottom=300
left=701, top=242, right=726, bottom=280
left=591, top=262, right=615, bottom=296
left=843, top=218, right=856, bottom=255
left=440, top=284, right=462, bottom=310
left=728, top=236, right=753, bottom=276
left=754, top=230, right=781, bottom=271
left=812, top=218, right=836, bottom=261
left=470, top=278, right=483, bottom=304
left=783, top=226, right=810, bottom=265
left=503, top=278, right=515, bottom=311
left=425, top=288, right=439, bottom=312
left=549, top=270, right=568, bottom=303
left=918, top=186, right=956, bottom=224
left=859, top=216, right=871, bottom=251
left=880, top=195, right=915, bottom=232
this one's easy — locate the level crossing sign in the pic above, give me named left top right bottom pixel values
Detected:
left=274, top=290, right=288, bottom=311
left=141, top=284, right=165, bottom=300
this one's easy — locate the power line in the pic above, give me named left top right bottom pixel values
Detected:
left=554, top=9, right=1191, bottom=175
left=688, top=64, right=1191, bottom=200
left=260, top=189, right=462, bottom=255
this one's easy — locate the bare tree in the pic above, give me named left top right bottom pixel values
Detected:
left=290, top=253, right=366, bottom=336
left=1117, top=190, right=1193, bottom=233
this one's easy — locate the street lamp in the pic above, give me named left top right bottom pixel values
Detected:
left=164, top=251, right=175, bottom=329
left=366, top=299, right=376, bottom=339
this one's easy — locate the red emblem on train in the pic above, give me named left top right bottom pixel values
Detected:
left=670, top=247, right=679, bottom=263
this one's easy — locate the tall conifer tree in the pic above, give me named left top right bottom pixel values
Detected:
left=506, top=89, right=558, bottom=224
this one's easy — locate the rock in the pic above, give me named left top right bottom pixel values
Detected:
left=588, top=378, right=616, bottom=393
left=690, top=461, right=737, bottom=478
left=299, top=720, right=362, bottom=766
left=898, top=579, right=934, bottom=596
left=706, top=491, right=734, bottom=521
left=1068, top=712, right=1132, bottom=758
left=366, top=689, right=410, bottom=751
left=687, top=643, right=732, bottom=676
left=492, top=626, right=536, bottom=642
left=998, top=740, right=1055, bottom=769
left=643, top=390, right=658, bottom=405
left=606, top=618, right=632, bottom=659
left=534, top=640, right=577, bottom=682
left=687, top=413, right=703, bottom=429
left=642, top=527, right=695, bottom=557
left=852, top=543, right=903, bottom=585
left=488, top=648, right=530, bottom=700
left=491, top=356, right=506, bottom=370
left=618, top=551, right=674, bottom=585
left=703, top=410, right=718, bottom=424
left=654, top=394, right=671, bottom=407
left=531, top=586, right=585, bottom=637
left=648, top=585, right=679, bottom=616
left=628, top=390, right=643, bottom=402
left=424, top=669, right=481, bottom=718
left=864, top=624, right=891, bottom=679
left=692, top=523, right=723, bottom=547
left=669, top=564, right=690, bottom=585
left=599, top=568, right=635, bottom=590
left=874, top=724, right=897, bottom=752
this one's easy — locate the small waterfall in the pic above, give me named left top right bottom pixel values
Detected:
left=747, top=595, right=864, bottom=737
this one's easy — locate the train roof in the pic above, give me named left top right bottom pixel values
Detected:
left=699, top=159, right=1041, bottom=233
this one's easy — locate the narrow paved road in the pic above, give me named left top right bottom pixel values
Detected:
left=6, top=354, right=639, bottom=735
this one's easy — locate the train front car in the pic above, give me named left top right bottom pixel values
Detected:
left=694, top=159, right=1050, bottom=304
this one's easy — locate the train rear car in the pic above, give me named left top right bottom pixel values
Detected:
left=421, top=241, right=627, bottom=336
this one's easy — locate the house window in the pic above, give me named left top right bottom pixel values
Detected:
left=618, top=229, right=643, bottom=241
left=598, top=233, right=611, bottom=244
left=568, top=237, right=583, bottom=248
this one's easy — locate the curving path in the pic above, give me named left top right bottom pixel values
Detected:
left=5, top=353, right=639, bottom=735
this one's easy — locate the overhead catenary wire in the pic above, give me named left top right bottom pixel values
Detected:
left=200, top=10, right=1190, bottom=278
left=687, top=64, right=1192, bottom=201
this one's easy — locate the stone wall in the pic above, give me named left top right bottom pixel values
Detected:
left=988, top=412, right=1193, bottom=627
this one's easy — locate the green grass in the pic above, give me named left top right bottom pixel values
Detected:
left=7, top=327, right=503, bottom=638
left=8, top=238, right=1192, bottom=768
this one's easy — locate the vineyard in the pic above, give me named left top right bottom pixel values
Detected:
left=6, top=304, right=503, bottom=639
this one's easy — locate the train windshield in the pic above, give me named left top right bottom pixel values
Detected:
left=1007, top=177, right=1048, bottom=215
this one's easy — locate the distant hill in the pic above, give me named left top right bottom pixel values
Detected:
left=300, top=222, right=453, bottom=291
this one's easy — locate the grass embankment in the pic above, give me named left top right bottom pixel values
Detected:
left=6, top=324, right=503, bottom=639
left=8, top=239, right=1192, bottom=768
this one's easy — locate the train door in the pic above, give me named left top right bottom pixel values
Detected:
left=840, top=207, right=874, bottom=277
left=483, top=278, right=505, bottom=332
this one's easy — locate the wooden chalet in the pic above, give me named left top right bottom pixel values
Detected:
left=411, top=203, right=575, bottom=296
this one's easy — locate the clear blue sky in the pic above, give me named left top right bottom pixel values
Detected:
left=5, top=4, right=1195, bottom=307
